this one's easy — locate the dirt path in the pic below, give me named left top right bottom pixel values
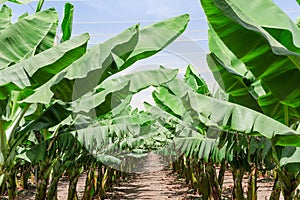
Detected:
left=105, top=153, right=196, bottom=199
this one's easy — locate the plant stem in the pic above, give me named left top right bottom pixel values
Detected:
left=35, top=161, right=50, bottom=200
left=231, top=166, right=245, bottom=200
left=7, top=170, right=17, bottom=200
left=247, top=167, right=257, bottom=200
left=67, top=166, right=83, bottom=200
left=0, top=120, right=6, bottom=152
left=218, top=161, right=226, bottom=187
left=270, top=171, right=281, bottom=200
left=207, top=163, right=221, bottom=200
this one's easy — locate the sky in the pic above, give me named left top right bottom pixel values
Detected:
left=4, top=0, right=300, bottom=109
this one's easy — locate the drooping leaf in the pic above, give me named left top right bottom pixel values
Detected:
left=23, top=15, right=189, bottom=104
left=155, top=77, right=300, bottom=147
left=72, top=68, right=178, bottom=114
left=145, top=103, right=218, bottom=162
left=201, top=0, right=300, bottom=125
left=182, top=90, right=300, bottom=147
left=0, top=8, right=58, bottom=69
left=119, top=14, right=190, bottom=71
left=207, top=28, right=262, bottom=111
left=153, top=86, right=187, bottom=118
left=184, top=64, right=210, bottom=95
left=0, top=34, right=89, bottom=100
left=280, top=147, right=300, bottom=171
left=207, top=53, right=262, bottom=112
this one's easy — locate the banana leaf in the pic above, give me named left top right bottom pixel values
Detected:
left=184, top=64, right=210, bottom=95
left=201, top=0, right=300, bottom=125
left=0, top=5, right=11, bottom=31
left=0, top=8, right=58, bottom=68
left=60, top=2, right=74, bottom=43
left=72, top=68, right=178, bottom=115
left=0, top=34, right=89, bottom=101
left=22, top=14, right=189, bottom=104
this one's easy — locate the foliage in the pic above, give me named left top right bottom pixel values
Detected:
left=200, top=0, right=300, bottom=198
left=0, top=1, right=189, bottom=199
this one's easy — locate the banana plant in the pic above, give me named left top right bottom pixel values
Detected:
left=147, top=65, right=223, bottom=199
left=0, top=2, right=190, bottom=199
left=147, top=63, right=300, bottom=199
left=0, top=7, right=70, bottom=199
left=200, top=0, right=300, bottom=198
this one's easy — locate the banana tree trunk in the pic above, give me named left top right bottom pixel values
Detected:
left=82, top=164, right=96, bottom=200
left=270, top=171, right=281, bottom=200
left=280, top=170, right=300, bottom=200
left=7, top=171, right=18, bottom=200
left=35, top=161, right=51, bottom=200
left=231, top=166, right=245, bottom=200
left=218, top=161, right=226, bottom=187
left=95, top=165, right=104, bottom=199
left=206, top=163, right=221, bottom=200
left=247, top=167, right=257, bottom=200
left=46, top=176, right=59, bottom=200
left=19, top=164, right=31, bottom=190
left=67, top=166, right=83, bottom=200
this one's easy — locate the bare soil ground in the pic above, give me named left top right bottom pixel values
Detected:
left=105, top=153, right=281, bottom=200
left=2, top=153, right=281, bottom=199
left=105, top=153, right=195, bottom=199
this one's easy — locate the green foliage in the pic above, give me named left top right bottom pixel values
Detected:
left=201, top=0, right=300, bottom=198
left=60, top=2, right=73, bottom=43
left=0, top=2, right=190, bottom=199
left=35, top=0, right=44, bottom=12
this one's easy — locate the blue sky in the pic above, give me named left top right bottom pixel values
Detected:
left=4, top=0, right=300, bottom=109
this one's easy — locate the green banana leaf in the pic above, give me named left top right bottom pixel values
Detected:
left=17, top=12, right=28, bottom=21
left=16, top=131, right=80, bottom=164
left=182, top=89, right=300, bottom=146
left=34, top=20, right=58, bottom=54
left=160, top=78, right=300, bottom=167
left=184, top=64, right=210, bottom=95
left=35, top=0, right=44, bottom=13
left=152, top=74, right=300, bottom=160
left=153, top=86, right=186, bottom=118
left=0, top=34, right=89, bottom=100
left=3, top=0, right=34, bottom=4
left=22, top=25, right=139, bottom=104
left=0, top=8, right=58, bottom=68
left=120, top=14, right=189, bottom=70
left=7, top=102, right=71, bottom=163
left=153, top=65, right=208, bottom=123
left=207, top=28, right=262, bottom=112
left=60, top=2, right=74, bottom=43
left=0, top=5, right=11, bottom=32
left=13, top=68, right=177, bottom=160
left=23, top=14, right=189, bottom=104
left=201, top=0, right=300, bottom=125
left=145, top=103, right=219, bottom=162
left=72, top=68, right=178, bottom=114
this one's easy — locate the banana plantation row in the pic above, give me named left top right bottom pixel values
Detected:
left=0, top=0, right=300, bottom=199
